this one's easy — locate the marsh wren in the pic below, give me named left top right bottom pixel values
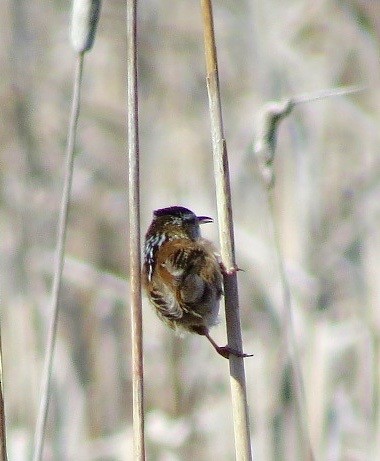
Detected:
left=142, top=206, right=251, bottom=359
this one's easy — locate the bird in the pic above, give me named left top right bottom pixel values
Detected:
left=142, top=205, right=252, bottom=359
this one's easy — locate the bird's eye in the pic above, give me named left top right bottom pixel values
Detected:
left=183, top=214, right=196, bottom=223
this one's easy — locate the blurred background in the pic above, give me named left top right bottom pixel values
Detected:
left=1, top=0, right=380, bottom=460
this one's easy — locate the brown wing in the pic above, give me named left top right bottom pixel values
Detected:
left=156, top=239, right=223, bottom=309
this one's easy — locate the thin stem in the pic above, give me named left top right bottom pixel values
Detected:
left=200, top=1, right=252, bottom=460
left=253, top=98, right=319, bottom=460
left=0, top=330, right=8, bottom=461
left=291, top=84, right=365, bottom=105
left=126, top=0, right=145, bottom=460
left=265, top=190, right=315, bottom=461
left=33, top=53, right=84, bottom=461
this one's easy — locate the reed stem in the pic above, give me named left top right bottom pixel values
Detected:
left=33, top=53, right=84, bottom=461
left=200, top=1, right=252, bottom=459
left=126, top=0, right=145, bottom=459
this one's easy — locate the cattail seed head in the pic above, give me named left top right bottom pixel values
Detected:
left=71, top=0, right=102, bottom=53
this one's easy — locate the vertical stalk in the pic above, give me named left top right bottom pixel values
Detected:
left=200, top=1, right=252, bottom=460
left=33, top=1, right=102, bottom=457
left=126, top=1, right=145, bottom=459
left=0, top=331, right=8, bottom=461
left=266, top=190, right=315, bottom=461
left=253, top=90, right=360, bottom=461
left=33, top=53, right=84, bottom=461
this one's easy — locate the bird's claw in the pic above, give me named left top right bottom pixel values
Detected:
left=219, top=262, right=244, bottom=276
left=216, top=345, right=253, bottom=359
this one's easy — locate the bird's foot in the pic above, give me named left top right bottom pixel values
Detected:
left=215, top=345, right=253, bottom=360
left=219, top=262, right=244, bottom=276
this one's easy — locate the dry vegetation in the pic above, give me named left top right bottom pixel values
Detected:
left=1, top=0, right=380, bottom=460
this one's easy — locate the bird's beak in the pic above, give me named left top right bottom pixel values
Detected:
left=197, top=215, right=213, bottom=224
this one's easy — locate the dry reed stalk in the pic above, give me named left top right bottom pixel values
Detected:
left=33, top=53, right=84, bottom=461
left=126, top=0, right=145, bottom=460
left=33, top=1, right=101, bottom=459
left=200, top=1, right=252, bottom=460
left=0, top=332, right=7, bottom=461
left=266, top=190, right=316, bottom=461
left=253, top=85, right=363, bottom=461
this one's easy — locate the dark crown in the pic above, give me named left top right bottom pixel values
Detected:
left=152, top=206, right=213, bottom=225
left=153, top=206, right=196, bottom=221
